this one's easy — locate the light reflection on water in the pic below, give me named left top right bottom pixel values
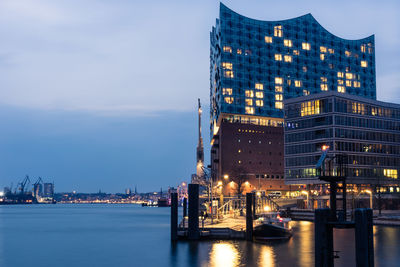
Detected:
left=209, top=242, right=240, bottom=267
left=0, top=205, right=400, bottom=267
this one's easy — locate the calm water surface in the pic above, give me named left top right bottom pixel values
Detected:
left=0, top=204, right=399, bottom=267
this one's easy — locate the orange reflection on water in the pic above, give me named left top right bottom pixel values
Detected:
left=259, top=245, right=276, bottom=267
left=209, top=242, right=240, bottom=267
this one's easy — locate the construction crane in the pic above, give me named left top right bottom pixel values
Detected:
left=18, top=175, right=31, bottom=195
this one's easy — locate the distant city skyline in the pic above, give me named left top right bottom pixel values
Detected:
left=0, top=0, right=399, bottom=192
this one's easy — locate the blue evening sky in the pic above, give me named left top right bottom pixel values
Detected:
left=0, top=0, right=399, bottom=192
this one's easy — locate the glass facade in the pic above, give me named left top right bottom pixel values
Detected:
left=210, top=3, right=376, bottom=137
left=284, top=92, right=400, bottom=185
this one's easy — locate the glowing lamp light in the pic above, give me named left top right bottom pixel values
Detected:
left=256, top=192, right=261, bottom=197
left=182, top=182, right=186, bottom=186
left=245, top=181, right=250, bottom=186
left=223, top=174, right=229, bottom=180
left=322, top=145, right=330, bottom=151
left=264, top=206, right=271, bottom=212
left=0, top=191, right=4, bottom=197
left=217, top=181, right=222, bottom=186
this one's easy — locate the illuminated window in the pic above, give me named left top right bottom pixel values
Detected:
left=265, top=36, right=273, bottom=43
left=328, top=48, right=334, bottom=54
left=224, top=71, right=234, bottom=78
left=275, top=77, right=283, bottom=84
left=284, top=39, right=292, bottom=47
left=337, top=72, right=344, bottom=78
left=245, top=90, right=254, bottom=98
left=352, top=102, right=365, bottom=114
left=237, top=49, right=242, bottom=55
left=222, top=88, right=232, bottom=95
left=320, top=54, right=325, bottom=61
left=275, top=94, right=283, bottom=101
left=353, top=81, right=360, bottom=88
left=361, top=44, right=366, bottom=53
left=245, top=106, right=255, bottom=114
left=361, top=61, right=368, bottom=67
left=303, top=90, right=310, bottom=96
left=338, top=80, right=344, bottom=85
left=255, top=100, right=263, bottom=106
left=224, top=97, right=234, bottom=104
left=384, top=169, right=398, bottom=179
left=275, top=102, right=283, bottom=109
left=284, top=55, right=292, bottom=62
left=302, top=42, right=311, bottom=50
left=223, top=46, right=232, bottom=53
left=222, top=62, right=232, bottom=69
left=275, top=86, right=283, bottom=92
left=255, top=83, right=263, bottom=90
left=301, top=100, right=321, bottom=117
left=255, top=91, right=264, bottom=98
left=274, top=25, right=282, bottom=37
left=320, top=46, right=327, bottom=53
left=275, top=54, right=282, bottom=61
left=329, top=64, right=334, bottom=69
left=346, top=73, right=353, bottom=80
left=245, top=98, right=253, bottom=106
left=294, top=80, right=302, bottom=87
left=346, top=80, right=352, bottom=87
left=245, top=49, right=252, bottom=56
left=293, top=50, right=299, bottom=56
left=337, top=86, right=345, bottom=93
left=321, top=84, right=328, bottom=91
left=321, top=77, right=327, bottom=83
left=287, top=80, right=291, bottom=86
left=303, top=66, right=307, bottom=72
left=345, top=51, right=351, bottom=57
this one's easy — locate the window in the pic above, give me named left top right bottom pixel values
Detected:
left=224, top=71, right=234, bottom=78
left=384, top=169, right=398, bottom=179
left=321, top=84, right=328, bottom=91
left=301, top=100, right=321, bottom=117
left=338, top=80, right=344, bottom=85
left=346, top=80, right=352, bottom=87
left=353, top=81, right=360, bottom=88
left=245, top=90, right=254, bottom=98
left=224, top=97, right=234, bottom=104
left=303, top=90, right=310, bottom=96
left=284, top=39, right=292, bottom=47
left=320, top=46, right=327, bottom=53
left=275, top=86, right=283, bottom=92
left=338, top=86, right=345, bottom=93
left=274, top=25, right=282, bottom=37
left=328, top=48, right=334, bottom=54
left=255, top=100, right=263, bottom=107
left=275, top=102, right=283, bottom=109
left=255, top=83, right=263, bottom=90
left=265, top=36, right=273, bottom=43
left=275, top=54, right=282, bottom=61
left=223, top=46, right=232, bottom=53
left=255, top=91, right=264, bottom=98
left=320, top=54, right=325, bottom=61
left=245, top=106, right=255, bottom=114
left=275, top=77, right=283, bottom=84
left=346, top=73, right=353, bottom=80
left=245, top=98, right=253, bottom=106
left=294, top=80, right=302, bottom=87
left=302, top=42, right=311, bottom=50
left=361, top=44, right=366, bottom=53
left=275, top=94, right=283, bottom=101
left=337, top=72, right=344, bottom=78
left=293, top=50, right=299, bottom=55
left=237, top=49, right=242, bottom=55
left=284, top=55, right=292, bottom=62
left=321, top=77, right=327, bottom=83
left=222, top=62, right=232, bottom=69
left=303, top=66, right=307, bottom=72
left=361, top=61, right=368, bottom=67
left=222, top=88, right=232, bottom=95
left=345, top=51, right=351, bottom=57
